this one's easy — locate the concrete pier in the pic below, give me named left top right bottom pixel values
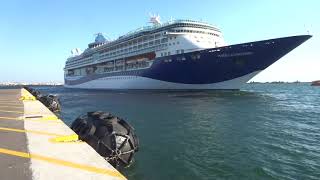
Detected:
left=0, top=88, right=126, bottom=180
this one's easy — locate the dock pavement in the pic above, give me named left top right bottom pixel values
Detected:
left=0, top=88, right=126, bottom=180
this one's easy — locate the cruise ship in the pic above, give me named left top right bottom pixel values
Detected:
left=64, top=16, right=311, bottom=89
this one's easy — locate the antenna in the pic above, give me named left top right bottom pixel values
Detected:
left=149, top=13, right=161, bottom=25
left=94, top=32, right=103, bottom=36
left=170, top=16, right=173, bottom=22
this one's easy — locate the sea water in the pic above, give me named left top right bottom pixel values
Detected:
left=36, top=83, right=320, bottom=180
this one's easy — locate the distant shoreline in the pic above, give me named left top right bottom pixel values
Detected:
left=248, top=81, right=311, bottom=84
left=0, top=84, right=63, bottom=87
left=0, top=82, right=312, bottom=87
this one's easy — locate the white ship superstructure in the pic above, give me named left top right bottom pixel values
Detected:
left=65, top=18, right=225, bottom=75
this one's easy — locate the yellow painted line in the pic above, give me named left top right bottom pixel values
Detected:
left=0, top=105, right=24, bottom=109
left=0, top=147, right=126, bottom=179
left=0, top=116, right=22, bottom=120
left=0, top=124, right=81, bottom=143
left=38, top=115, right=59, bottom=121
left=25, top=119, right=63, bottom=124
left=0, top=99, right=20, bottom=103
left=0, top=102, right=21, bottom=104
left=49, top=139, right=84, bottom=144
left=49, top=134, right=85, bottom=144
left=24, top=115, right=59, bottom=120
left=0, top=103, right=22, bottom=106
left=0, top=100, right=19, bottom=102
left=0, top=110, right=24, bottom=113
left=0, top=126, right=64, bottom=137
left=24, top=115, right=60, bottom=121
left=20, top=88, right=36, bottom=101
left=0, top=116, right=63, bottom=124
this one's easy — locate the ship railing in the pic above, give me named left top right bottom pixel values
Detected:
left=121, top=19, right=215, bottom=39
left=65, top=45, right=165, bottom=69
left=97, top=45, right=164, bottom=62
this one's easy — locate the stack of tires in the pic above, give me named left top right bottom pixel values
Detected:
left=39, top=95, right=61, bottom=113
left=71, top=111, right=139, bottom=169
left=24, top=86, right=61, bottom=113
left=24, top=86, right=41, bottom=99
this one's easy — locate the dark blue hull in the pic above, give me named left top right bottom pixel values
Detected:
left=65, top=35, right=311, bottom=88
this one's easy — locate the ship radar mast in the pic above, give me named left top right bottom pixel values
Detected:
left=149, top=13, right=161, bottom=25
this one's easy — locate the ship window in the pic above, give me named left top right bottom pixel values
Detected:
left=173, top=42, right=175, bottom=45
left=161, top=38, right=168, bottom=43
left=177, top=41, right=179, bottom=44
left=181, top=49, right=184, bottom=53
left=161, top=53, right=163, bottom=57
left=176, top=50, right=180, bottom=54
left=169, top=43, right=171, bottom=46
left=168, top=52, right=171, bottom=55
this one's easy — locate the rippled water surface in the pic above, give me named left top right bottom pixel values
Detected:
left=36, top=83, right=320, bottom=180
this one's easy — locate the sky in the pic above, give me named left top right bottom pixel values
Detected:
left=0, top=0, right=319, bottom=83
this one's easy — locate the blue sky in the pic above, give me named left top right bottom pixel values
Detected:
left=0, top=0, right=319, bottom=83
